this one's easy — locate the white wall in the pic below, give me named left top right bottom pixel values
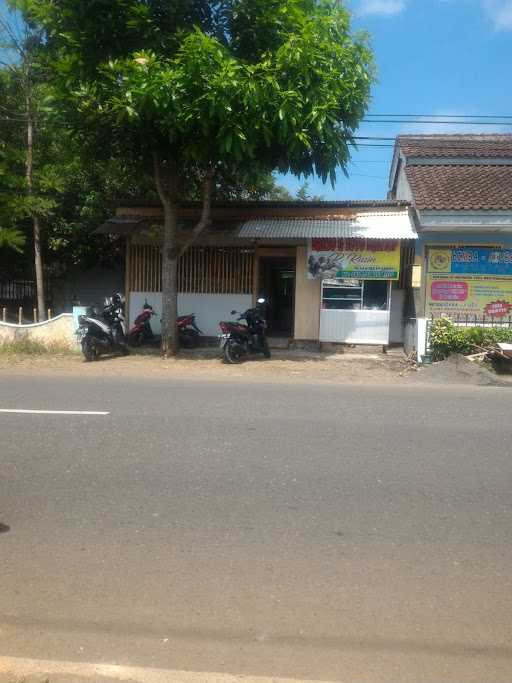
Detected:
left=0, top=314, right=77, bottom=349
left=395, top=168, right=413, bottom=202
left=129, top=292, right=253, bottom=337
left=416, top=318, right=427, bottom=363
left=320, top=310, right=390, bottom=345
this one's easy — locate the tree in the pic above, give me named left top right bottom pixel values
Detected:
left=0, top=1, right=49, bottom=319
left=0, top=227, right=26, bottom=252
left=296, top=181, right=324, bottom=202
left=27, top=0, right=374, bottom=355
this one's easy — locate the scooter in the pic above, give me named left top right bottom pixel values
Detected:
left=127, top=301, right=202, bottom=349
left=76, top=293, right=129, bottom=361
left=219, top=298, right=271, bottom=364
left=178, top=313, right=203, bottom=348
left=127, top=301, right=159, bottom=347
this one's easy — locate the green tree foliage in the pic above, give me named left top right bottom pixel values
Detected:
left=25, top=0, right=374, bottom=353
left=295, top=181, right=324, bottom=202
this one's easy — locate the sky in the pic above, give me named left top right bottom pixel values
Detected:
left=2, top=0, right=511, bottom=202
left=279, top=0, right=512, bottom=200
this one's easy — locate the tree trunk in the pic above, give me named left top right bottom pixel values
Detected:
left=26, top=102, right=45, bottom=321
left=33, top=216, right=45, bottom=320
left=161, top=201, right=179, bottom=357
left=153, top=153, right=179, bottom=357
left=152, top=154, right=214, bottom=358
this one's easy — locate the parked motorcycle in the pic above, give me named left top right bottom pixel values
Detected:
left=76, top=293, right=129, bottom=361
left=219, top=298, right=271, bottom=364
left=127, top=301, right=202, bottom=349
left=127, top=301, right=158, bottom=347
left=178, top=313, right=203, bottom=348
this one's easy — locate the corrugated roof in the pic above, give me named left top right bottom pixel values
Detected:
left=118, top=199, right=409, bottom=209
left=96, top=216, right=150, bottom=235
left=238, top=212, right=417, bottom=240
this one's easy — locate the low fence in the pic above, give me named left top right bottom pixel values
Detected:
left=0, top=279, right=36, bottom=303
left=0, top=279, right=53, bottom=312
left=0, top=313, right=77, bottom=350
left=429, top=313, right=512, bottom=328
left=1, top=306, right=54, bottom=325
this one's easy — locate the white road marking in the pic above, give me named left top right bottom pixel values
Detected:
left=0, top=409, right=109, bottom=416
left=0, top=655, right=337, bottom=683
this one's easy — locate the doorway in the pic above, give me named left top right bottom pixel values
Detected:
left=258, top=257, right=296, bottom=336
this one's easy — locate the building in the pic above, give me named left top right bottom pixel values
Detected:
left=100, top=200, right=417, bottom=347
left=389, top=134, right=512, bottom=359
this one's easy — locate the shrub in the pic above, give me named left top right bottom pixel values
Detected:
left=430, top=317, right=512, bottom=361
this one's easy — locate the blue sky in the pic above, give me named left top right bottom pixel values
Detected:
left=279, top=0, right=512, bottom=200
left=2, top=0, right=511, bottom=202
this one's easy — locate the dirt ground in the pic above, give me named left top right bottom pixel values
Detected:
left=0, top=347, right=416, bottom=385
left=2, top=346, right=511, bottom=387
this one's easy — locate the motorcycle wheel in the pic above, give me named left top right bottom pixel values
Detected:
left=82, top=336, right=97, bottom=362
left=127, top=332, right=142, bottom=347
left=180, top=329, right=200, bottom=349
left=223, top=340, right=244, bottom=364
left=262, top=338, right=271, bottom=359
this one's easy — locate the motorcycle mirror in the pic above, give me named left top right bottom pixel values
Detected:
left=230, top=310, right=237, bottom=315
left=257, top=297, right=266, bottom=304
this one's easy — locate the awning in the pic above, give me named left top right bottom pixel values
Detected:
left=238, top=211, right=417, bottom=240
left=95, top=216, right=153, bottom=235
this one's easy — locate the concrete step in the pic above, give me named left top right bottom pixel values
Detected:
left=267, top=337, right=290, bottom=349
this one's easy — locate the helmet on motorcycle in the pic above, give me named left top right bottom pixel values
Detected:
left=112, top=292, right=125, bottom=308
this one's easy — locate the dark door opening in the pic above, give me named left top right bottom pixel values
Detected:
left=258, top=257, right=296, bottom=336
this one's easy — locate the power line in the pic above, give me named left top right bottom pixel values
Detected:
left=366, top=113, right=512, bottom=120
left=362, top=119, right=512, bottom=125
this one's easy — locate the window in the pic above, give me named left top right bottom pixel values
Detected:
left=322, top=279, right=390, bottom=311
left=322, top=279, right=362, bottom=310
left=363, top=280, right=389, bottom=310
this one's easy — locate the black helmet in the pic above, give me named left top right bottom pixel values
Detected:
left=112, top=292, right=125, bottom=308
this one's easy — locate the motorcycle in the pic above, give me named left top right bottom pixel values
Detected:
left=76, top=293, right=129, bottom=361
left=178, top=313, right=203, bottom=348
left=127, top=301, right=202, bottom=349
left=219, top=298, right=271, bottom=364
left=127, top=301, right=158, bottom=347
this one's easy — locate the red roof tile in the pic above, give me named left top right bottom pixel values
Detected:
left=406, top=165, right=512, bottom=210
left=398, top=134, right=512, bottom=159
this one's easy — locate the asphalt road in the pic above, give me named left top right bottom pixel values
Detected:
left=1, top=374, right=511, bottom=682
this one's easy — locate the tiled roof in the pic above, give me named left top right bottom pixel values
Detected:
left=398, top=134, right=512, bottom=159
left=406, top=165, right=512, bottom=210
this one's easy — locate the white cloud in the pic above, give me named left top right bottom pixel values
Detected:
left=483, top=0, right=512, bottom=29
left=443, top=0, right=512, bottom=30
left=356, top=0, right=407, bottom=16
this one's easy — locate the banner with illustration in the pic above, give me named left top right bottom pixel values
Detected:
left=307, top=239, right=400, bottom=280
left=426, top=246, right=512, bottom=318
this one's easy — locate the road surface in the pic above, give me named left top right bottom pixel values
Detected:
left=1, top=373, right=511, bottom=682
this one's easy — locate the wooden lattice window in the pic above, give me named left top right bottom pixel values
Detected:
left=129, top=244, right=254, bottom=295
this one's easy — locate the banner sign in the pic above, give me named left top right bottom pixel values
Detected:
left=428, top=246, right=512, bottom=277
left=426, top=246, right=512, bottom=318
left=307, top=239, right=400, bottom=280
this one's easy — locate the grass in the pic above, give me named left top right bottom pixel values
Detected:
left=0, top=339, right=75, bottom=355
